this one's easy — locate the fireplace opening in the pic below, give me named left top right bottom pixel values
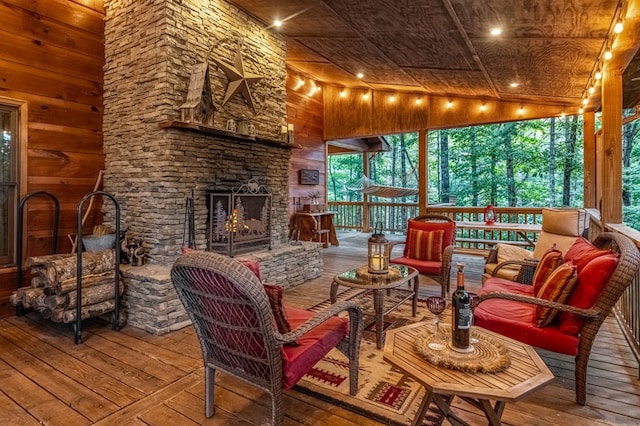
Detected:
left=206, top=179, right=272, bottom=256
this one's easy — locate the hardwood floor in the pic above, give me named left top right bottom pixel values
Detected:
left=0, top=232, right=639, bottom=425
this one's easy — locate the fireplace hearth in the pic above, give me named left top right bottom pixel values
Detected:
left=207, top=179, right=271, bottom=256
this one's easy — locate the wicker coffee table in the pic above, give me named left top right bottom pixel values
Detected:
left=330, top=264, right=418, bottom=349
left=384, top=321, right=554, bottom=426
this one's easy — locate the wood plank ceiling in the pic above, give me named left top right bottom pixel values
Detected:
left=227, top=0, right=640, bottom=109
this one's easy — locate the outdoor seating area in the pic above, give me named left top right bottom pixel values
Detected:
left=4, top=1, right=640, bottom=425
left=1, top=232, right=639, bottom=425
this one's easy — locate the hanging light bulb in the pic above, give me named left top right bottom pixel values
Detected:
left=604, top=50, right=613, bottom=60
left=446, top=100, right=453, bottom=109
left=415, top=98, right=422, bottom=105
left=362, top=92, right=370, bottom=100
left=480, top=102, right=486, bottom=111
left=579, top=107, right=584, bottom=114
left=339, top=89, right=347, bottom=98
left=595, top=70, right=602, bottom=80
left=589, top=86, right=595, bottom=95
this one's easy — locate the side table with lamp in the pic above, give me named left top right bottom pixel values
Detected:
left=330, top=223, right=419, bottom=349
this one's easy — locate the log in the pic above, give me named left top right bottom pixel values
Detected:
left=49, top=271, right=116, bottom=296
left=12, top=287, right=46, bottom=309
left=25, top=253, right=74, bottom=268
left=44, top=280, right=124, bottom=310
left=50, top=300, right=116, bottom=323
left=34, top=250, right=116, bottom=287
left=30, top=275, right=46, bottom=288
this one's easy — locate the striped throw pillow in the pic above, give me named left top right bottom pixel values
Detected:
left=407, top=229, right=444, bottom=261
left=532, top=246, right=563, bottom=294
left=535, top=262, right=578, bottom=327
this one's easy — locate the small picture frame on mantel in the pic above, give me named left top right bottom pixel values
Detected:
left=299, top=169, right=319, bottom=185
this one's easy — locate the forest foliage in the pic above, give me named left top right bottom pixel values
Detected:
left=327, top=113, right=640, bottom=230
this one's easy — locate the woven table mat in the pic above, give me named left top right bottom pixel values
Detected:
left=355, top=265, right=402, bottom=280
left=414, top=324, right=511, bottom=373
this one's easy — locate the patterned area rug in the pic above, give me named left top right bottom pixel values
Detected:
left=294, top=289, right=449, bottom=426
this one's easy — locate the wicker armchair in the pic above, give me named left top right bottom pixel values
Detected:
left=171, top=250, right=363, bottom=425
left=483, top=208, right=588, bottom=284
left=475, top=232, right=640, bottom=405
left=390, top=214, right=456, bottom=297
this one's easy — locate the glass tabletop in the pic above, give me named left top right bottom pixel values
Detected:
left=334, top=264, right=417, bottom=289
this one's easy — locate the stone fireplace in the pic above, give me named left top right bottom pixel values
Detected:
left=100, top=1, right=323, bottom=334
left=102, top=0, right=290, bottom=264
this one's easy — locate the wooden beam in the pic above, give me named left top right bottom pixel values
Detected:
left=362, top=152, right=370, bottom=232
left=583, top=111, right=596, bottom=208
left=601, top=68, right=624, bottom=224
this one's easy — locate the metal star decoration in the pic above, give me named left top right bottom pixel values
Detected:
left=212, top=46, right=264, bottom=112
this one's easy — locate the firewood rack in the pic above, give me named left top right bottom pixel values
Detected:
left=16, top=191, right=60, bottom=316
left=75, top=191, right=121, bottom=344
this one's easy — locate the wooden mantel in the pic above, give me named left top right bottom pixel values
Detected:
left=158, top=121, right=301, bottom=149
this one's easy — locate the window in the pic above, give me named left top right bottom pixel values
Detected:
left=0, top=104, right=19, bottom=267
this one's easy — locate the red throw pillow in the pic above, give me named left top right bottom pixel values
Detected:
left=263, top=284, right=292, bottom=333
left=564, top=237, right=612, bottom=273
left=406, top=229, right=444, bottom=261
left=558, top=253, right=619, bottom=335
left=403, top=219, right=455, bottom=257
left=532, top=246, right=563, bottom=294
left=535, top=262, right=578, bottom=327
left=239, top=259, right=262, bottom=281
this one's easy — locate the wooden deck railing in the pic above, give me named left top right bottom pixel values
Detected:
left=328, top=201, right=640, bottom=370
left=328, top=202, right=543, bottom=250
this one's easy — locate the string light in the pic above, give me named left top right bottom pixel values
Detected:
left=480, top=102, right=486, bottom=111
left=415, top=98, right=422, bottom=105
left=273, top=20, right=282, bottom=28
left=356, top=72, right=364, bottom=79
left=518, top=104, right=524, bottom=114
left=579, top=107, right=584, bottom=114
left=604, top=49, right=613, bottom=60
left=388, top=95, right=396, bottom=103
left=595, top=70, right=602, bottom=80
left=614, top=19, right=624, bottom=34
left=446, top=100, right=453, bottom=109
left=339, top=89, right=347, bottom=98
left=362, top=92, right=369, bottom=100
left=589, top=86, right=595, bottom=95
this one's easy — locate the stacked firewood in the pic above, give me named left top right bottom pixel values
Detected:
left=10, top=250, right=123, bottom=323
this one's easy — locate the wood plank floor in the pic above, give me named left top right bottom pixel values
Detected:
left=1, top=232, right=639, bottom=425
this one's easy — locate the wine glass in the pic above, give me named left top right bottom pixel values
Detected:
left=426, top=296, right=447, bottom=350
left=468, top=292, right=480, bottom=344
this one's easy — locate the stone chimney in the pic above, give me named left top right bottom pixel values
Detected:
left=102, top=0, right=290, bottom=264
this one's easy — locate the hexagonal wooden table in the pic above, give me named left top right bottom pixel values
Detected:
left=383, top=322, right=554, bottom=426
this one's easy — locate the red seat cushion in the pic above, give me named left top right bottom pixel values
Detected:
left=476, top=278, right=579, bottom=355
left=390, top=255, right=442, bottom=275
left=281, top=307, right=348, bottom=389
left=564, top=237, right=612, bottom=273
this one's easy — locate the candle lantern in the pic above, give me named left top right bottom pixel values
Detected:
left=368, top=222, right=391, bottom=274
left=484, top=204, right=496, bottom=225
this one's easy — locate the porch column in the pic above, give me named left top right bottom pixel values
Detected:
left=419, top=129, right=428, bottom=215
left=583, top=111, right=596, bottom=208
left=600, top=67, right=623, bottom=223
left=362, top=151, right=370, bottom=232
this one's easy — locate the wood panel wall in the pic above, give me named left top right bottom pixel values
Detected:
left=286, top=69, right=326, bottom=212
left=0, top=0, right=106, bottom=317
left=323, top=85, right=581, bottom=139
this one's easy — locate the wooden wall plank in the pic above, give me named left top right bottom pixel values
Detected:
left=0, top=0, right=105, bottom=318
left=287, top=69, right=326, bottom=211
left=601, top=68, right=623, bottom=223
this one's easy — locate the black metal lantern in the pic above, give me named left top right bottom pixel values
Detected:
left=368, top=222, right=391, bottom=274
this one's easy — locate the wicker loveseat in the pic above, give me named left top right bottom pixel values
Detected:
left=475, top=232, right=640, bottom=405
left=171, top=250, right=363, bottom=425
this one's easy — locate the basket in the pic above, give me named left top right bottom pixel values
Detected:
left=82, top=234, right=116, bottom=252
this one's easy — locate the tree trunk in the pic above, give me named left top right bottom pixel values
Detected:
left=439, top=131, right=450, bottom=203
left=470, top=127, right=478, bottom=206
left=562, top=116, right=578, bottom=206
left=549, top=118, right=556, bottom=206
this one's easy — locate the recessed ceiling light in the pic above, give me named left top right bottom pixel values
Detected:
left=273, top=20, right=282, bottom=28
left=490, top=27, right=502, bottom=36
left=356, top=72, right=364, bottom=79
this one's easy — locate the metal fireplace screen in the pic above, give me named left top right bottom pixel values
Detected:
left=206, top=179, right=271, bottom=256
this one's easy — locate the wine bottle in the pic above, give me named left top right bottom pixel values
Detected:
left=451, top=263, right=470, bottom=350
